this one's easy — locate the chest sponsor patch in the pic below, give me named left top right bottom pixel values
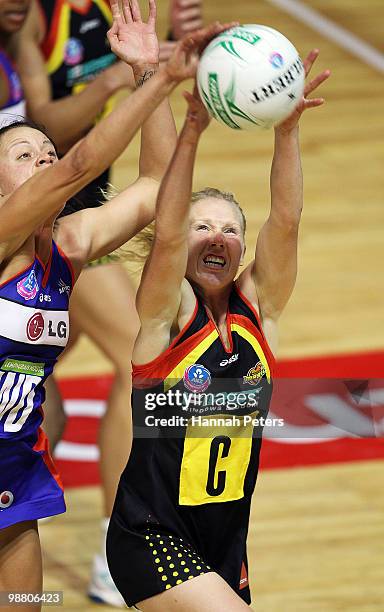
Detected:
left=58, top=278, right=70, bottom=295
left=243, top=361, right=266, bottom=386
left=0, top=297, right=69, bottom=347
left=1, top=358, right=45, bottom=377
left=64, top=38, right=84, bottom=66
left=79, top=18, right=101, bottom=34
left=219, top=353, right=239, bottom=367
left=27, top=313, right=44, bottom=341
left=183, top=364, right=211, bottom=393
left=16, top=269, right=39, bottom=301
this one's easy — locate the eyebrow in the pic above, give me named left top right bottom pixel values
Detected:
left=8, top=139, right=53, bottom=150
left=192, top=218, right=241, bottom=227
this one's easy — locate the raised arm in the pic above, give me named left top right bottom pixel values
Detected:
left=238, top=51, right=330, bottom=339
left=16, top=0, right=134, bottom=152
left=58, top=0, right=178, bottom=262
left=0, top=18, right=232, bottom=262
left=133, top=87, right=210, bottom=363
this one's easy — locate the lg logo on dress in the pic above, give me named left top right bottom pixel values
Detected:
left=26, top=313, right=67, bottom=342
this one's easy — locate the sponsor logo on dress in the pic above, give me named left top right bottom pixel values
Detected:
left=58, top=279, right=70, bottom=296
left=1, top=358, right=45, bottom=377
left=17, top=270, right=39, bottom=301
left=26, top=313, right=44, bottom=341
left=183, top=364, right=211, bottom=392
left=39, top=293, right=51, bottom=303
left=219, top=353, right=239, bottom=367
left=0, top=490, right=14, bottom=509
left=64, top=38, right=84, bottom=66
left=243, top=361, right=266, bottom=386
left=79, top=18, right=101, bottom=34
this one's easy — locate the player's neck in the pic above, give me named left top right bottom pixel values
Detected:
left=197, top=284, right=232, bottom=327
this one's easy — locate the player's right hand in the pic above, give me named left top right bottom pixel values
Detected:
left=108, top=0, right=159, bottom=67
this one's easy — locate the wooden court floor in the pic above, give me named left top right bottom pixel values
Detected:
left=44, top=0, right=384, bottom=610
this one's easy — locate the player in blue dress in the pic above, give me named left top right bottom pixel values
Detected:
left=0, top=3, right=231, bottom=604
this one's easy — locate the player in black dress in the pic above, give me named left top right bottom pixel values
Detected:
left=107, top=52, right=329, bottom=610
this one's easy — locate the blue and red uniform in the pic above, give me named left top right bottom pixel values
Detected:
left=0, top=48, right=25, bottom=126
left=0, top=241, right=73, bottom=528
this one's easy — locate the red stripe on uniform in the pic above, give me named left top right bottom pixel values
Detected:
left=41, top=246, right=53, bottom=288
left=33, top=428, right=64, bottom=491
left=231, top=313, right=275, bottom=371
left=133, top=323, right=215, bottom=386
left=40, top=0, right=65, bottom=61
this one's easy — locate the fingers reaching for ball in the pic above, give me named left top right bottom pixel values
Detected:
left=276, top=49, right=330, bottom=132
left=165, top=21, right=238, bottom=82
left=302, top=48, right=331, bottom=102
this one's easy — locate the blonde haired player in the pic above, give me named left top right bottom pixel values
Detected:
left=107, top=52, right=329, bottom=610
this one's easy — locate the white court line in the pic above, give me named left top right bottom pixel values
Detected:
left=266, top=0, right=384, bottom=73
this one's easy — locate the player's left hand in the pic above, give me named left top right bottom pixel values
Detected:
left=276, top=49, right=330, bottom=133
left=108, top=0, right=160, bottom=67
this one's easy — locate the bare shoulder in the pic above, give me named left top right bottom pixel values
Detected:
left=133, top=279, right=197, bottom=366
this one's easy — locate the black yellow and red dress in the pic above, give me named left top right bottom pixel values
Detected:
left=107, top=283, right=275, bottom=607
left=37, top=0, right=115, bottom=210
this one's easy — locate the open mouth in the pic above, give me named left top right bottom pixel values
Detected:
left=203, top=255, right=226, bottom=269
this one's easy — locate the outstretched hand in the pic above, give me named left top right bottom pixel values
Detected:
left=108, top=0, right=159, bottom=66
left=165, top=21, right=238, bottom=82
left=183, top=84, right=210, bottom=133
left=276, top=49, right=330, bottom=132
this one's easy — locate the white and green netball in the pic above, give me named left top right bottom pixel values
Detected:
left=197, top=25, right=305, bottom=130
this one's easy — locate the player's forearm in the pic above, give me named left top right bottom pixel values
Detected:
left=72, top=68, right=176, bottom=183
left=27, top=72, right=124, bottom=153
left=133, top=64, right=177, bottom=182
left=155, top=122, right=200, bottom=244
left=270, top=126, right=303, bottom=226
